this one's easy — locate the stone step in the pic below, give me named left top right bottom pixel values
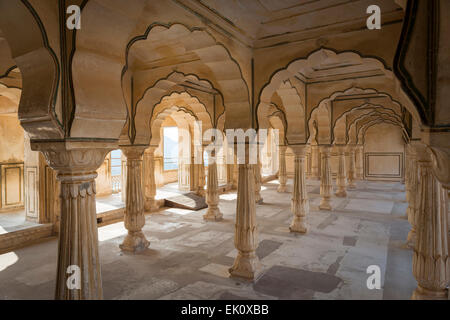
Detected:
left=164, top=193, right=207, bottom=211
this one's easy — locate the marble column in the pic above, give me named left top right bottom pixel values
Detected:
left=289, top=146, right=309, bottom=234
left=319, top=146, right=333, bottom=210
left=406, top=144, right=418, bottom=248
left=310, top=145, right=320, bottom=180
left=197, top=154, right=206, bottom=196
left=229, top=144, right=261, bottom=280
left=411, top=144, right=449, bottom=300
left=189, top=155, right=197, bottom=192
left=277, top=146, right=287, bottom=192
left=143, top=147, right=158, bottom=212
left=254, top=156, right=263, bottom=204
left=227, top=166, right=234, bottom=188
left=232, top=153, right=239, bottom=189
left=305, top=147, right=312, bottom=178
left=37, top=145, right=109, bottom=300
left=120, top=146, right=149, bottom=252
left=203, top=150, right=223, bottom=221
left=335, top=146, right=347, bottom=198
left=355, top=145, right=364, bottom=180
left=347, top=146, right=356, bottom=189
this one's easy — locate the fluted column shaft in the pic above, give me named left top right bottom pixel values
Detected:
left=355, top=145, right=364, bottom=180
left=254, top=156, right=263, bottom=203
left=232, top=153, right=238, bottom=189
left=229, top=144, right=261, bottom=280
left=56, top=172, right=102, bottom=300
left=319, top=146, right=333, bottom=210
left=203, top=152, right=222, bottom=221
left=143, top=147, right=158, bottom=212
left=306, top=148, right=312, bottom=178
left=412, top=146, right=449, bottom=300
left=406, top=145, right=418, bottom=248
left=347, top=146, right=356, bottom=189
left=310, top=145, right=320, bottom=180
left=277, top=146, right=287, bottom=192
left=290, top=146, right=309, bottom=233
left=120, top=146, right=149, bottom=252
left=197, top=152, right=206, bottom=196
left=37, top=146, right=110, bottom=300
left=335, top=146, right=347, bottom=198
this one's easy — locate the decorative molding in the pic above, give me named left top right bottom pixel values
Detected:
left=364, top=152, right=403, bottom=179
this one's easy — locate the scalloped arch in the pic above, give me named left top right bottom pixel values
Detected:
left=124, top=23, right=251, bottom=136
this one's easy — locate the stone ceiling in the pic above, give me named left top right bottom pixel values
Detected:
left=177, top=0, right=404, bottom=47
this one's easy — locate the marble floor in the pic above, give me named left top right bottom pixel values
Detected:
left=0, top=209, right=39, bottom=235
left=0, top=179, right=417, bottom=300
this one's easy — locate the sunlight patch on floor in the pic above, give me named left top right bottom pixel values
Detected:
left=165, top=208, right=195, bottom=215
left=220, top=193, right=237, bottom=201
left=0, top=251, right=18, bottom=272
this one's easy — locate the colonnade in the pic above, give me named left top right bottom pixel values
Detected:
left=275, top=141, right=449, bottom=300
left=37, top=136, right=448, bottom=300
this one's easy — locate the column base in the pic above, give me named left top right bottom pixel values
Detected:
left=120, top=231, right=150, bottom=252
left=335, top=189, right=347, bottom=197
left=144, top=199, right=159, bottom=212
left=412, top=286, right=448, bottom=300
left=319, top=198, right=332, bottom=211
left=347, top=183, right=356, bottom=189
left=289, top=217, right=308, bottom=234
left=203, top=207, right=223, bottom=221
left=277, top=185, right=287, bottom=193
left=311, top=172, right=320, bottom=180
left=197, top=189, right=206, bottom=197
left=229, top=252, right=262, bottom=281
left=255, top=197, right=264, bottom=204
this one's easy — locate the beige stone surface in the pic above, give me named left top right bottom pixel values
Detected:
left=0, top=0, right=448, bottom=300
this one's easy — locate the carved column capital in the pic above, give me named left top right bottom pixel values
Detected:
left=420, top=131, right=450, bottom=188
left=346, top=144, right=356, bottom=154
left=290, top=145, right=308, bottom=157
left=33, top=142, right=113, bottom=175
left=144, top=146, right=157, bottom=155
left=428, top=146, right=450, bottom=189
left=334, top=145, right=346, bottom=155
left=319, top=145, right=332, bottom=155
left=120, top=145, right=147, bottom=160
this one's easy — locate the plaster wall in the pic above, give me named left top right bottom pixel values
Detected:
left=364, top=123, right=404, bottom=181
left=0, top=115, right=24, bottom=163
left=0, top=115, right=24, bottom=212
left=96, top=153, right=112, bottom=197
